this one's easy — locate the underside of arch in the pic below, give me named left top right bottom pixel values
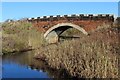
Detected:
left=44, top=23, right=88, bottom=43
left=44, top=23, right=88, bottom=38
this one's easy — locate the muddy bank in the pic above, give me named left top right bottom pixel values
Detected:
left=35, top=27, right=120, bottom=78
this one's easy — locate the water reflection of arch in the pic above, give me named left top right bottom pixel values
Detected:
left=3, top=52, right=71, bottom=78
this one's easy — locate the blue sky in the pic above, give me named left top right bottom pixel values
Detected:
left=1, top=2, right=119, bottom=22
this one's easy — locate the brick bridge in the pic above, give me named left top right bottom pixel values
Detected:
left=28, top=14, right=114, bottom=43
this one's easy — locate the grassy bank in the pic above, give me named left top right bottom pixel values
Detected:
left=2, top=20, right=119, bottom=78
left=2, top=21, right=45, bottom=54
left=35, top=26, right=120, bottom=78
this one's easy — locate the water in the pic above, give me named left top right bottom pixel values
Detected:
left=2, top=51, right=50, bottom=78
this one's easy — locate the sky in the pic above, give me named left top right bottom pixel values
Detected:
left=1, top=0, right=120, bottom=2
left=1, top=2, right=119, bottom=22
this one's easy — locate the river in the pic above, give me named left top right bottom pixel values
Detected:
left=2, top=51, right=51, bottom=78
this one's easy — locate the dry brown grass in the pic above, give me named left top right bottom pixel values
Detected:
left=2, top=21, right=45, bottom=54
left=2, top=21, right=120, bottom=78
left=35, top=26, right=120, bottom=78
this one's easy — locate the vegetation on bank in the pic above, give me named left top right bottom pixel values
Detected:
left=2, top=20, right=119, bottom=78
left=2, top=21, right=45, bottom=54
left=35, top=26, right=120, bottom=78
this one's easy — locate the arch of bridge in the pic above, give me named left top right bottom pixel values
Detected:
left=44, top=23, right=88, bottom=38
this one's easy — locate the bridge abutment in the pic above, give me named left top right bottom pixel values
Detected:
left=45, top=31, right=59, bottom=43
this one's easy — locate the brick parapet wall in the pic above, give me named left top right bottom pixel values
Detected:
left=27, top=14, right=114, bottom=32
left=28, top=14, right=114, bottom=22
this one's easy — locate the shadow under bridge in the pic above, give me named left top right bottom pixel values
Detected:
left=44, top=23, right=88, bottom=43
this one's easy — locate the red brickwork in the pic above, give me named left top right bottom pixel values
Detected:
left=28, top=14, right=114, bottom=32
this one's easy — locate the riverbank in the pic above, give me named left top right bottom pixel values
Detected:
left=2, top=21, right=45, bottom=55
left=35, top=26, right=120, bottom=78
left=2, top=21, right=120, bottom=78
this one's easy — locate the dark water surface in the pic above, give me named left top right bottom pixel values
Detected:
left=2, top=51, right=50, bottom=78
